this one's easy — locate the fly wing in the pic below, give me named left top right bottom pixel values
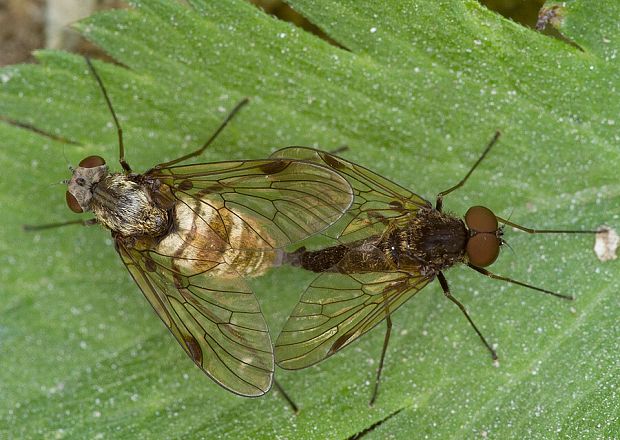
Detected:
left=275, top=265, right=431, bottom=369
left=116, top=237, right=274, bottom=397
left=271, top=147, right=433, bottom=368
left=146, top=159, right=353, bottom=249
left=270, top=147, right=431, bottom=242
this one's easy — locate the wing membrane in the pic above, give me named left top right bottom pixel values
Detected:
left=117, top=236, right=274, bottom=397
left=270, top=147, right=434, bottom=368
left=147, top=159, right=354, bottom=249
left=275, top=267, right=431, bottom=369
left=270, top=147, right=430, bottom=242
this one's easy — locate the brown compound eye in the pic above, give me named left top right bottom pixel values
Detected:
left=465, top=205, right=498, bottom=233
left=66, top=191, right=83, bottom=213
left=79, top=155, right=106, bottom=168
left=466, top=233, right=500, bottom=267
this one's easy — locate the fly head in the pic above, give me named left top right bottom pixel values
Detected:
left=66, top=155, right=108, bottom=213
left=464, top=205, right=501, bottom=267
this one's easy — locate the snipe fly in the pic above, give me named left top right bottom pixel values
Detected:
left=271, top=135, right=600, bottom=404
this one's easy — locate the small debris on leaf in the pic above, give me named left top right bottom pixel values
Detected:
left=594, top=226, right=618, bottom=262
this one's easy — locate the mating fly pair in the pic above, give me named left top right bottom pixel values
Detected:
left=22, top=57, right=599, bottom=409
left=24, top=58, right=354, bottom=402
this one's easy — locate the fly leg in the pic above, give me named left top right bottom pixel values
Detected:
left=153, top=98, right=250, bottom=169
left=468, top=264, right=573, bottom=300
left=273, top=379, right=299, bottom=413
left=437, top=271, right=497, bottom=360
left=0, top=116, right=81, bottom=146
left=23, top=218, right=98, bottom=231
left=370, top=314, right=392, bottom=406
left=329, top=145, right=349, bottom=155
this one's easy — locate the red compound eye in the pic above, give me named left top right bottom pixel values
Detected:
left=66, top=191, right=83, bottom=213
left=79, top=156, right=106, bottom=168
left=466, top=233, right=500, bottom=267
left=465, top=205, right=498, bottom=233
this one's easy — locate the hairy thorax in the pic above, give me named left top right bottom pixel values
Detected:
left=90, top=174, right=169, bottom=238
left=397, top=207, right=468, bottom=276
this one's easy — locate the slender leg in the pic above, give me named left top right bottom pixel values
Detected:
left=349, top=408, right=404, bottom=439
left=85, top=57, right=131, bottom=173
left=273, top=379, right=299, bottom=413
left=435, top=131, right=501, bottom=211
left=438, top=272, right=497, bottom=360
left=0, top=116, right=81, bottom=146
left=153, top=98, right=250, bottom=169
left=369, top=315, right=392, bottom=406
left=23, top=218, right=98, bottom=231
left=495, top=216, right=599, bottom=234
left=329, top=145, right=349, bottom=155
left=468, top=264, right=573, bottom=300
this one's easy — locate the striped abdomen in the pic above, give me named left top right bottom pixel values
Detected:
left=154, top=193, right=280, bottom=278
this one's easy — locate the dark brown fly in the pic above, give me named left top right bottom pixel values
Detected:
left=270, top=136, right=599, bottom=405
left=23, top=58, right=354, bottom=400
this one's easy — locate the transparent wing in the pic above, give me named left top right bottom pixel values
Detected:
left=270, top=147, right=431, bottom=242
left=146, top=158, right=353, bottom=249
left=275, top=266, right=431, bottom=370
left=116, top=236, right=274, bottom=397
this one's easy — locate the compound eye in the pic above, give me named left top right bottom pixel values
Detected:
left=79, top=156, right=106, bottom=168
left=66, top=191, right=83, bottom=213
left=467, top=233, right=500, bottom=267
left=465, top=205, right=498, bottom=233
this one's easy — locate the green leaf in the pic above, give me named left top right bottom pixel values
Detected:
left=1, top=0, right=618, bottom=438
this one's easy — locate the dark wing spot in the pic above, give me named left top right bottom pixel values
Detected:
left=196, top=183, right=225, bottom=195
left=178, top=180, right=193, bottom=190
left=259, top=159, right=291, bottom=175
left=389, top=200, right=404, bottom=212
left=321, top=153, right=345, bottom=170
left=173, top=274, right=184, bottom=289
left=329, top=332, right=353, bottom=355
left=184, top=335, right=203, bottom=365
left=144, top=257, right=157, bottom=272
left=152, top=190, right=176, bottom=210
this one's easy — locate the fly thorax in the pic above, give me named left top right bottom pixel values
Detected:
left=91, top=174, right=169, bottom=237
left=406, top=208, right=468, bottom=273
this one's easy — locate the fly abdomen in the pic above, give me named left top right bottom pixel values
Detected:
left=285, top=245, right=350, bottom=273
left=285, top=235, right=394, bottom=273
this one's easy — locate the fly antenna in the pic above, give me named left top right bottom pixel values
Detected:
left=502, top=239, right=516, bottom=256
left=503, top=207, right=515, bottom=224
left=62, top=143, right=72, bottom=171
